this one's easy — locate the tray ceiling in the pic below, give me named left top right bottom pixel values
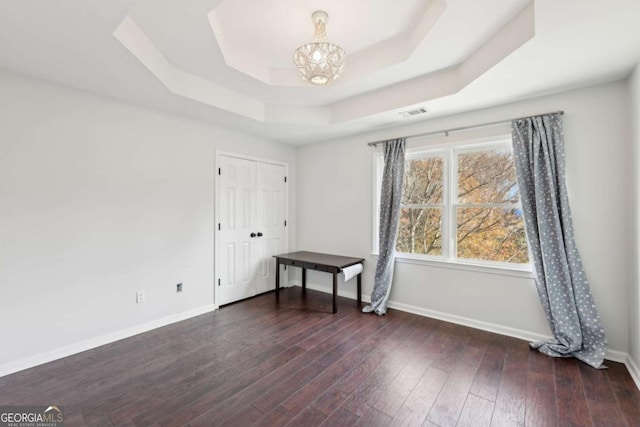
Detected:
left=1, top=0, right=639, bottom=144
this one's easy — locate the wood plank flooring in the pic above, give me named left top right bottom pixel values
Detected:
left=1, top=287, right=639, bottom=426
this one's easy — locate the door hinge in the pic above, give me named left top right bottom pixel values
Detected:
left=218, top=168, right=221, bottom=175
left=218, top=223, right=221, bottom=231
left=284, top=176, right=287, bottom=183
left=284, top=220, right=287, bottom=227
left=218, top=278, right=221, bottom=287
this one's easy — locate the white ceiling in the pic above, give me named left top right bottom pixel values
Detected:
left=1, top=0, right=639, bottom=145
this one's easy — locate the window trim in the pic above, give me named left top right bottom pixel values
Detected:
left=372, top=135, right=532, bottom=273
left=369, top=253, right=534, bottom=278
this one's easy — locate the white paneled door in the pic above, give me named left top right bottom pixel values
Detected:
left=217, top=154, right=286, bottom=305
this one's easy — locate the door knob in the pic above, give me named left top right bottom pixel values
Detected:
left=250, top=232, right=257, bottom=238
left=257, top=232, right=263, bottom=237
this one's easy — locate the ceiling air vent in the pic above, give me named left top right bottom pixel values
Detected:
left=399, top=107, right=428, bottom=118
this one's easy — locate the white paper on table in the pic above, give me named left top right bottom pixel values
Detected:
left=342, top=263, right=363, bottom=282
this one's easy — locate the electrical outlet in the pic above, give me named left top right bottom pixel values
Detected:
left=136, top=290, right=145, bottom=303
left=176, top=283, right=183, bottom=293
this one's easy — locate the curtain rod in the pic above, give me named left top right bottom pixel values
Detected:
left=367, top=110, right=565, bottom=147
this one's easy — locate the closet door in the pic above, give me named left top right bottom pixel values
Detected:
left=217, top=155, right=287, bottom=305
left=253, top=162, right=286, bottom=294
left=218, top=156, right=257, bottom=305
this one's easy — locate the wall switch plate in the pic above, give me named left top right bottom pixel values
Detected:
left=136, top=290, right=145, bottom=303
left=176, top=283, right=183, bottom=293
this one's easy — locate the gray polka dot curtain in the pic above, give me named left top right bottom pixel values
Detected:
left=512, top=113, right=607, bottom=368
left=363, top=138, right=405, bottom=316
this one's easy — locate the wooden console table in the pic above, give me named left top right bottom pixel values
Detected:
left=274, top=251, right=364, bottom=313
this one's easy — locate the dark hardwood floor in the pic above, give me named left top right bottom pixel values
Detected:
left=1, top=287, right=639, bottom=426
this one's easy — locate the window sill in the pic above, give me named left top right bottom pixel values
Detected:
left=370, top=253, right=534, bottom=279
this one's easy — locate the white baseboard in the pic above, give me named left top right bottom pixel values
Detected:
left=385, top=299, right=552, bottom=344
left=292, top=280, right=552, bottom=342
left=0, top=304, right=218, bottom=378
left=7, top=283, right=637, bottom=393
left=291, top=280, right=551, bottom=343
left=386, top=300, right=629, bottom=365
left=627, top=355, right=640, bottom=391
left=291, top=281, right=633, bottom=376
left=605, top=349, right=630, bottom=364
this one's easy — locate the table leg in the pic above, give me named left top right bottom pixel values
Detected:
left=275, top=259, right=280, bottom=301
left=332, top=272, right=337, bottom=314
left=357, top=273, right=362, bottom=307
left=302, top=268, right=306, bottom=291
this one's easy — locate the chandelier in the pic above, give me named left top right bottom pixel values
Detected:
left=293, top=11, right=346, bottom=86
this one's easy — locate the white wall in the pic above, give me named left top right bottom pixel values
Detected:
left=0, top=70, right=296, bottom=373
left=630, top=65, right=640, bottom=379
left=1, top=67, right=634, bottom=375
left=297, top=81, right=632, bottom=357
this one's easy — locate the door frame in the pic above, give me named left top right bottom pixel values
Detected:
left=214, top=150, right=289, bottom=308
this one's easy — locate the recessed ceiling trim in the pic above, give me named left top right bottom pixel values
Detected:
left=207, top=10, right=271, bottom=83
left=330, top=1, right=535, bottom=123
left=458, top=2, right=536, bottom=87
left=208, top=0, right=447, bottom=87
left=114, top=15, right=265, bottom=122
left=113, top=1, right=534, bottom=127
left=345, top=0, right=447, bottom=80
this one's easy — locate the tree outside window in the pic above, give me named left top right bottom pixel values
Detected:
left=455, top=149, right=529, bottom=264
left=385, top=139, right=529, bottom=267
left=397, top=155, right=444, bottom=256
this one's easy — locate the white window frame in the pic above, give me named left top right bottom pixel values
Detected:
left=373, top=135, right=533, bottom=277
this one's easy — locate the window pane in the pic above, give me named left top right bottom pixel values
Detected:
left=456, top=207, right=529, bottom=264
left=457, top=149, right=519, bottom=204
left=402, top=156, right=444, bottom=205
left=397, top=208, right=442, bottom=256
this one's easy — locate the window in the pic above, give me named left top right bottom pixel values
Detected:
left=374, top=137, right=530, bottom=270
left=398, top=153, right=445, bottom=256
